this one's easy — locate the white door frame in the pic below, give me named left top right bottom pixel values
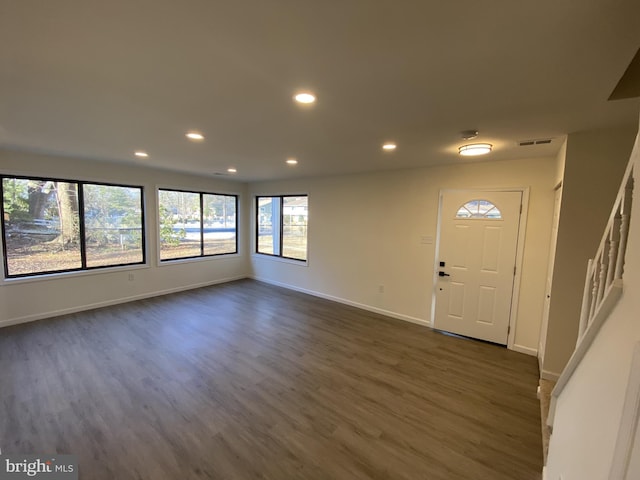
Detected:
left=539, top=183, right=563, bottom=369
left=431, top=187, right=530, bottom=353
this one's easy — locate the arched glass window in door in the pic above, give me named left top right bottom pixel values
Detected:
left=455, top=199, right=502, bottom=219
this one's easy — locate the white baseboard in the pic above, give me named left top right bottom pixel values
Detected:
left=252, top=277, right=544, bottom=357
left=541, top=370, right=561, bottom=382
left=512, top=344, right=538, bottom=357
left=0, top=274, right=248, bottom=329
left=251, top=275, right=432, bottom=328
left=2, top=274, right=547, bottom=368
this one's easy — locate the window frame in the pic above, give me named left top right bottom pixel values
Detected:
left=455, top=199, right=503, bottom=220
left=255, top=194, right=308, bottom=262
left=157, top=187, right=238, bottom=262
left=1, top=174, right=146, bottom=279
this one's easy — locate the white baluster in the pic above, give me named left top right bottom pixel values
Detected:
left=616, top=212, right=629, bottom=279
left=589, top=264, right=599, bottom=322
left=578, top=258, right=594, bottom=343
left=615, top=176, right=634, bottom=279
left=606, top=216, right=620, bottom=288
left=596, top=255, right=607, bottom=307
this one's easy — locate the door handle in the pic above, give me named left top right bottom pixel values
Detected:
left=438, top=271, right=450, bottom=277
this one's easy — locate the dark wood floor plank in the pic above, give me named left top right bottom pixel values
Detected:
left=0, top=279, right=542, bottom=479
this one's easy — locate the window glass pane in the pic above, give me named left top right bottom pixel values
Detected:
left=456, top=199, right=502, bottom=219
left=203, top=194, right=237, bottom=255
left=83, top=184, right=144, bottom=268
left=2, top=178, right=81, bottom=276
left=257, top=197, right=277, bottom=255
left=159, top=190, right=201, bottom=260
left=282, top=196, right=308, bottom=260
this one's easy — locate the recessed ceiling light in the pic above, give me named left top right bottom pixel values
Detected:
left=382, top=142, right=397, bottom=151
left=458, top=143, right=492, bottom=156
left=134, top=151, right=148, bottom=158
left=186, top=132, right=205, bottom=141
left=294, top=92, right=316, bottom=104
left=286, top=158, right=298, bottom=165
left=227, top=168, right=237, bottom=174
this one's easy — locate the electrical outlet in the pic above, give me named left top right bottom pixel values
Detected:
left=128, top=273, right=135, bottom=281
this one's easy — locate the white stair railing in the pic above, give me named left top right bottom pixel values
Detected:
left=577, top=164, right=634, bottom=343
left=549, top=160, right=635, bottom=431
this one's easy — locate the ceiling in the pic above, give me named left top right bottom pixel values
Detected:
left=1, top=0, right=639, bottom=182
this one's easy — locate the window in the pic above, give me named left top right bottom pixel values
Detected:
left=256, top=195, right=307, bottom=261
left=158, top=189, right=237, bottom=261
left=455, top=199, right=502, bottom=219
left=1, top=176, right=145, bottom=278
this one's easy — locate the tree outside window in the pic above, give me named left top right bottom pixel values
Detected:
left=1, top=176, right=144, bottom=278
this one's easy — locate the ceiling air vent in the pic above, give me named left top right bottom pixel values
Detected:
left=518, top=138, right=552, bottom=146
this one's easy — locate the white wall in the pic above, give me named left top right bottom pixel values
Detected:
left=545, top=130, right=640, bottom=480
left=0, top=149, right=559, bottom=357
left=0, top=149, right=250, bottom=327
left=249, top=156, right=557, bottom=354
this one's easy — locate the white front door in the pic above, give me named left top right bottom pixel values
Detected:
left=434, top=190, right=522, bottom=345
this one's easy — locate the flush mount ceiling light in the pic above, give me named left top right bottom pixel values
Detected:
left=382, top=142, right=397, bottom=151
left=294, top=92, right=316, bottom=104
left=458, top=143, right=492, bottom=156
left=227, top=168, right=237, bottom=174
left=134, top=151, right=148, bottom=158
left=185, top=131, right=205, bottom=141
left=286, top=158, right=298, bottom=165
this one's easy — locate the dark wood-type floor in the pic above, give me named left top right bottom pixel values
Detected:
left=0, top=279, right=542, bottom=479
